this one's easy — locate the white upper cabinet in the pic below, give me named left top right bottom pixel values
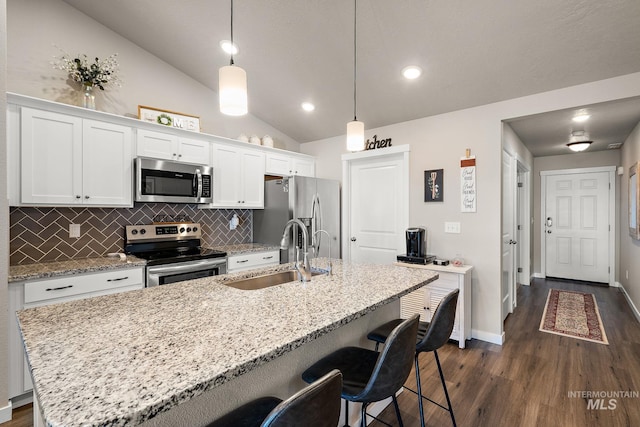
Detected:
left=136, top=129, right=210, bottom=165
left=20, top=108, right=133, bottom=207
left=210, top=143, right=265, bottom=208
left=265, top=152, right=315, bottom=177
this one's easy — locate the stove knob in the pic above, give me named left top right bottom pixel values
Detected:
left=140, top=229, right=146, bottom=235
left=186, top=227, right=192, bottom=232
left=180, top=227, right=186, bottom=233
left=192, top=226, right=198, bottom=232
left=131, top=229, right=138, bottom=235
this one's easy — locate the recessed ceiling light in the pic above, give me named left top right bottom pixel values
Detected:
left=301, top=102, right=315, bottom=112
left=220, top=40, right=238, bottom=55
left=572, top=113, right=590, bottom=123
left=402, top=66, right=422, bottom=80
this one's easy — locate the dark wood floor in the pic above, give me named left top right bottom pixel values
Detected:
left=3, top=278, right=639, bottom=427
left=371, top=278, right=640, bottom=427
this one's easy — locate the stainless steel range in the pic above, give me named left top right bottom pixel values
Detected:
left=124, top=223, right=227, bottom=287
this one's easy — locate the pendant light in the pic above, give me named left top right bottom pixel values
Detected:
left=346, top=0, right=365, bottom=152
left=219, top=0, right=248, bottom=116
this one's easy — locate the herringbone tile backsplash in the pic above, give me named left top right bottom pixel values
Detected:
left=10, top=204, right=252, bottom=265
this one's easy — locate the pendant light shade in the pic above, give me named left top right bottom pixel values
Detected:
left=219, top=64, right=247, bottom=116
left=219, top=0, right=247, bottom=116
left=347, top=120, right=365, bottom=151
left=346, top=0, right=365, bottom=152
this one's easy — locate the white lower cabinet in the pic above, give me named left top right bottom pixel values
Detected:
left=399, top=264, right=472, bottom=349
left=227, top=250, right=280, bottom=273
left=8, top=268, right=144, bottom=399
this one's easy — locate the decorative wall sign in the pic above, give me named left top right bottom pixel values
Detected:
left=461, top=155, right=476, bottom=212
left=424, top=169, right=444, bottom=202
left=138, top=105, right=201, bottom=132
left=365, top=134, right=392, bottom=150
left=630, top=162, right=639, bottom=239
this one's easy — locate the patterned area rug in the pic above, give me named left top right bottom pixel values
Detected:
left=539, top=289, right=608, bottom=345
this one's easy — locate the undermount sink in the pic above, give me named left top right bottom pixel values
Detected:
left=224, top=269, right=326, bottom=290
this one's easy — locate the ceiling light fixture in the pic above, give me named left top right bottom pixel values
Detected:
left=402, top=65, right=422, bottom=80
left=346, top=0, right=365, bottom=152
left=301, top=102, right=315, bottom=112
left=567, top=131, right=592, bottom=152
left=219, top=40, right=238, bottom=55
left=572, top=113, right=591, bottom=123
left=219, top=0, right=248, bottom=116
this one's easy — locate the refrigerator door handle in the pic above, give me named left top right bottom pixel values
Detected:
left=313, top=193, right=324, bottom=255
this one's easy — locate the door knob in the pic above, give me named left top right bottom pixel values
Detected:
left=350, top=237, right=357, bottom=242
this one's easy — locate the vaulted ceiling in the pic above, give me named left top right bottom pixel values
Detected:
left=62, top=0, right=640, bottom=153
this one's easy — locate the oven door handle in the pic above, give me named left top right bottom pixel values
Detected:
left=147, top=258, right=227, bottom=276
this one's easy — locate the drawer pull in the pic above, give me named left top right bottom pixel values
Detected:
left=45, top=285, right=73, bottom=292
left=237, top=259, right=249, bottom=263
left=262, top=256, right=274, bottom=260
left=107, top=276, right=129, bottom=282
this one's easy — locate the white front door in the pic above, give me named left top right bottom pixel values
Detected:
left=502, top=150, right=516, bottom=320
left=544, top=170, right=611, bottom=283
left=343, top=147, right=409, bottom=265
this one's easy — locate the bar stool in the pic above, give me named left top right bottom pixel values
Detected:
left=206, top=369, right=342, bottom=427
left=367, top=289, right=459, bottom=427
left=301, top=314, right=420, bottom=427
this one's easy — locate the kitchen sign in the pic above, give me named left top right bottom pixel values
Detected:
left=364, top=135, right=392, bottom=150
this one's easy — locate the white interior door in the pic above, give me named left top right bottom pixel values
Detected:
left=544, top=170, right=610, bottom=283
left=343, top=147, right=409, bottom=265
left=501, top=150, right=516, bottom=320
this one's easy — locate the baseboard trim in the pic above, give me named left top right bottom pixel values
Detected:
left=532, top=273, right=545, bottom=279
left=471, top=329, right=504, bottom=345
left=0, top=401, right=13, bottom=423
left=611, top=281, right=621, bottom=288
left=619, top=284, right=640, bottom=324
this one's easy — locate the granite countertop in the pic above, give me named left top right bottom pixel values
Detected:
left=8, top=256, right=146, bottom=283
left=209, top=242, right=281, bottom=256
left=17, top=260, right=437, bottom=427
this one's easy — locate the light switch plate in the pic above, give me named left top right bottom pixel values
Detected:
left=69, top=224, right=81, bottom=238
left=444, top=222, right=461, bottom=234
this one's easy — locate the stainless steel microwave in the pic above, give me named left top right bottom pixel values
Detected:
left=135, top=157, right=213, bottom=204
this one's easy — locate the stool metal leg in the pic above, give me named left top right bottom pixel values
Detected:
left=360, top=402, right=368, bottom=427
left=414, top=354, right=426, bottom=427
left=434, top=350, right=456, bottom=427
left=392, top=395, right=404, bottom=427
left=343, top=399, right=350, bottom=427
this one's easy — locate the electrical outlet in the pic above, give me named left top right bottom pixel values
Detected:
left=444, top=222, right=461, bottom=233
left=69, top=224, right=81, bottom=238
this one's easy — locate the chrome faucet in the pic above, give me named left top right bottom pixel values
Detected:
left=312, top=229, right=332, bottom=275
left=280, top=219, right=312, bottom=282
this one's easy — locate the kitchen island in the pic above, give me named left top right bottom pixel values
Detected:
left=17, top=260, right=437, bottom=427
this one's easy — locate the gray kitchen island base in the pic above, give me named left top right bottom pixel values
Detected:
left=141, top=300, right=399, bottom=427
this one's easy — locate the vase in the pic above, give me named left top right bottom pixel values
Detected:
left=82, top=84, right=96, bottom=110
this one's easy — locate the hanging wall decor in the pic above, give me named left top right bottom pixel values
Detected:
left=629, top=162, right=639, bottom=239
left=138, top=105, right=201, bottom=132
left=461, top=150, right=476, bottom=212
left=424, top=169, right=444, bottom=202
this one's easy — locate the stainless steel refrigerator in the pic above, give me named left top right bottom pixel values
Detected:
left=253, top=176, right=341, bottom=263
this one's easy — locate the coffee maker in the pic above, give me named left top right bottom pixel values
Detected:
left=406, top=227, right=426, bottom=257
left=397, top=227, right=434, bottom=265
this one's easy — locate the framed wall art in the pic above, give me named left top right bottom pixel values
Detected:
left=630, top=162, right=639, bottom=239
left=425, top=169, right=444, bottom=202
left=138, top=105, right=201, bottom=132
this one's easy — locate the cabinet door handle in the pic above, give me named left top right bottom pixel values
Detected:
left=107, top=276, right=129, bottom=282
left=76, top=195, right=81, bottom=199
left=237, top=259, right=249, bottom=263
left=85, top=195, right=90, bottom=199
left=46, top=285, right=73, bottom=291
left=262, top=256, right=274, bottom=260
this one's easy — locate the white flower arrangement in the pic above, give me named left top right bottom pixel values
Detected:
left=52, top=49, right=122, bottom=90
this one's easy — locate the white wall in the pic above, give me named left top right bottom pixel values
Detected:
left=532, top=150, right=622, bottom=278
left=6, top=0, right=300, bottom=151
left=302, top=73, right=640, bottom=342
left=0, top=0, right=9, bottom=419
left=620, top=121, right=640, bottom=319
